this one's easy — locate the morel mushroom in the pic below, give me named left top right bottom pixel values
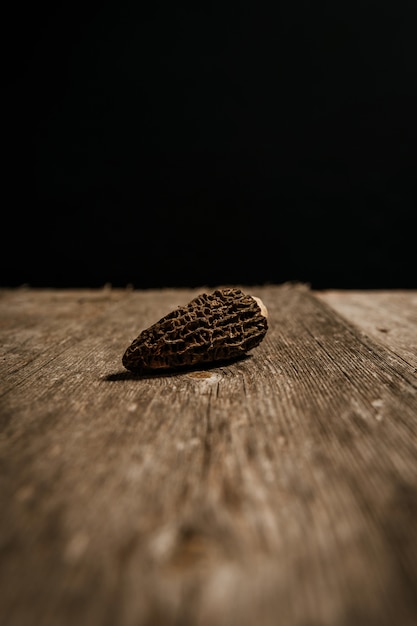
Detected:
left=122, top=287, right=268, bottom=372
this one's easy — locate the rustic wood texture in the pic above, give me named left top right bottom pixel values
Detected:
left=1, top=284, right=417, bottom=626
left=318, top=289, right=417, bottom=371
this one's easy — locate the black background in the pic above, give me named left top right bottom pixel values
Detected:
left=3, top=1, right=416, bottom=289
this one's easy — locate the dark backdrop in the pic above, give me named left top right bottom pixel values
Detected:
left=4, top=1, right=416, bottom=289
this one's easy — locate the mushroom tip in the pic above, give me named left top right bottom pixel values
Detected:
left=252, top=296, right=268, bottom=319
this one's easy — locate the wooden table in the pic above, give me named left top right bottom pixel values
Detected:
left=1, top=284, right=416, bottom=626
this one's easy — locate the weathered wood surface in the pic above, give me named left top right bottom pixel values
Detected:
left=1, top=284, right=416, bottom=626
left=318, top=289, right=417, bottom=371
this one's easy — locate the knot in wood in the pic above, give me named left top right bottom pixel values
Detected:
left=122, top=288, right=268, bottom=372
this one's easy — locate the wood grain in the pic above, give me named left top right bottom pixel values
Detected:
left=317, top=289, right=417, bottom=371
left=1, top=284, right=417, bottom=626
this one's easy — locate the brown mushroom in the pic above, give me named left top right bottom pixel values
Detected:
left=122, top=287, right=268, bottom=372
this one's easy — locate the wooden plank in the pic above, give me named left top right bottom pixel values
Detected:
left=1, top=284, right=417, bottom=626
left=0, top=286, right=132, bottom=394
left=317, top=289, right=417, bottom=371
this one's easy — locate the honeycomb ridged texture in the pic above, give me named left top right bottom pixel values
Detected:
left=122, top=288, right=268, bottom=372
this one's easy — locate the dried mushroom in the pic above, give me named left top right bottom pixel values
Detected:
left=122, top=287, right=268, bottom=372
